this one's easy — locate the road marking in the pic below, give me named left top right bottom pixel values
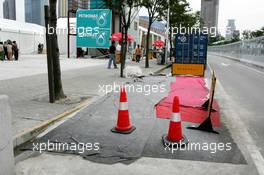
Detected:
left=221, top=63, right=230, bottom=67
left=211, top=54, right=264, bottom=77
left=238, top=63, right=264, bottom=76
left=215, top=71, right=264, bottom=175
left=208, top=62, right=213, bottom=73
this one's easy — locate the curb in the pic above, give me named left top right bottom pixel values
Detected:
left=152, top=63, right=172, bottom=75
left=209, top=53, right=264, bottom=70
left=13, top=98, right=94, bottom=149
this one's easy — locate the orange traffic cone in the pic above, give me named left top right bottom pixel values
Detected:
left=111, top=87, right=136, bottom=134
left=162, top=96, right=188, bottom=147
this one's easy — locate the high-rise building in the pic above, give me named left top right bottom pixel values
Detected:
left=3, top=0, right=16, bottom=20
left=16, top=0, right=25, bottom=22
left=201, top=0, right=219, bottom=29
left=89, top=0, right=106, bottom=9
left=25, top=0, right=48, bottom=26
left=58, top=0, right=68, bottom=17
left=225, top=19, right=240, bottom=40
left=58, top=0, right=89, bottom=17
left=68, top=0, right=88, bottom=11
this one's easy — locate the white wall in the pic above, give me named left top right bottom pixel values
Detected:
left=128, top=7, right=140, bottom=49
left=15, top=0, right=25, bottom=22
left=0, top=18, right=45, bottom=54
left=57, top=18, right=76, bottom=57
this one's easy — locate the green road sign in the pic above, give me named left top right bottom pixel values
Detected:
left=76, top=9, right=112, bottom=48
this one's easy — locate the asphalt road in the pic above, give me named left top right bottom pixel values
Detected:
left=208, top=54, right=264, bottom=157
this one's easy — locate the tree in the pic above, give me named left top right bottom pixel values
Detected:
left=242, top=30, right=252, bottom=40
left=208, top=34, right=225, bottom=45
left=251, top=27, right=264, bottom=38
left=231, top=31, right=240, bottom=42
left=46, top=0, right=66, bottom=102
left=242, top=27, right=264, bottom=40
left=168, top=0, right=199, bottom=55
left=141, top=0, right=168, bottom=68
left=105, top=0, right=140, bottom=77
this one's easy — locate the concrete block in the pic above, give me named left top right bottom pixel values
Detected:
left=0, top=95, right=15, bottom=175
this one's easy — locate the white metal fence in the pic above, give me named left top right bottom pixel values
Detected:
left=209, top=36, right=264, bottom=64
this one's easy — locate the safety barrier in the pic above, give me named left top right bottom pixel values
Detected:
left=209, top=36, right=264, bottom=65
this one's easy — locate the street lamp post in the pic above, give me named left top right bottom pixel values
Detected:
left=164, top=0, right=170, bottom=64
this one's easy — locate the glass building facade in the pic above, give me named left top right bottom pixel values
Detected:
left=3, top=0, right=16, bottom=20
left=89, top=0, right=106, bottom=9
left=58, top=0, right=107, bottom=17
left=67, top=0, right=89, bottom=17
left=68, top=0, right=88, bottom=11
left=25, top=0, right=48, bottom=26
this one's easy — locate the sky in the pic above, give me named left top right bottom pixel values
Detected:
left=139, top=0, right=264, bottom=36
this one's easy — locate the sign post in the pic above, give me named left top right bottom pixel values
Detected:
left=76, top=9, right=112, bottom=48
left=187, top=70, right=219, bottom=134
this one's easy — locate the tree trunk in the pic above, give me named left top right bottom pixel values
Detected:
left=145, top=23, right=151, bottom=68
left=49, top=0, right=66, bottom=100
left=120, top=26, right=125, bottom=77
left=123, top=26, right=129, bottom=68
left=120, top=26, right=129, bottom=78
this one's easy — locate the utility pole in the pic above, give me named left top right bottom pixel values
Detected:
left=164, top=0, right=170, bottom=64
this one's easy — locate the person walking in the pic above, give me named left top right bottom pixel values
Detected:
left=38, top=43, right=42, bottom=54
left=135, top=45, right=142, bottom=63
left=116, top=42, right=121, bottom=53
left=7, top=42, right=13, bottom=61
left=12, top=41, right=19, bottom=61
left=0, top=42, right=4, bottom=61
left=3, top=41, right=8, bottom=60
left=108, top=41, right=118, bottom=69
left=141, top=45, right=145, bottom=60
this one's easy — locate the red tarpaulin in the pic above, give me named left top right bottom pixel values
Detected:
left=155, top=77, right=221, bottom=127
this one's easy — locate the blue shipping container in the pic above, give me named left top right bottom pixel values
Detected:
left=175, top=33, right=208, bottom=65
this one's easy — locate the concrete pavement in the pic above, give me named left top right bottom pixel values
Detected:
left=10, top=54, right=264, bottom=174
left=15, top=57, right=263, bottom=175
left=0, top=54, right=106, bottom=81
left=0, top=54, right=165, bottom=140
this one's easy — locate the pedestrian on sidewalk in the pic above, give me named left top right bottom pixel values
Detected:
left=116, top=41, right=122, bottom=64
left=0, top=42, right=4, bottom=61
left=135, top=45, right=142, bottom=63
left=108, top=41, right=118, bottom=69
left=3, top=41, right=8, bottom=60
left=7, top=42, right=13, bottom=61
left=141, top=45, right=145, bottom=60
left=116, top=42, right=121, bottom=53
left=12, top=41, right=19, bottom=61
